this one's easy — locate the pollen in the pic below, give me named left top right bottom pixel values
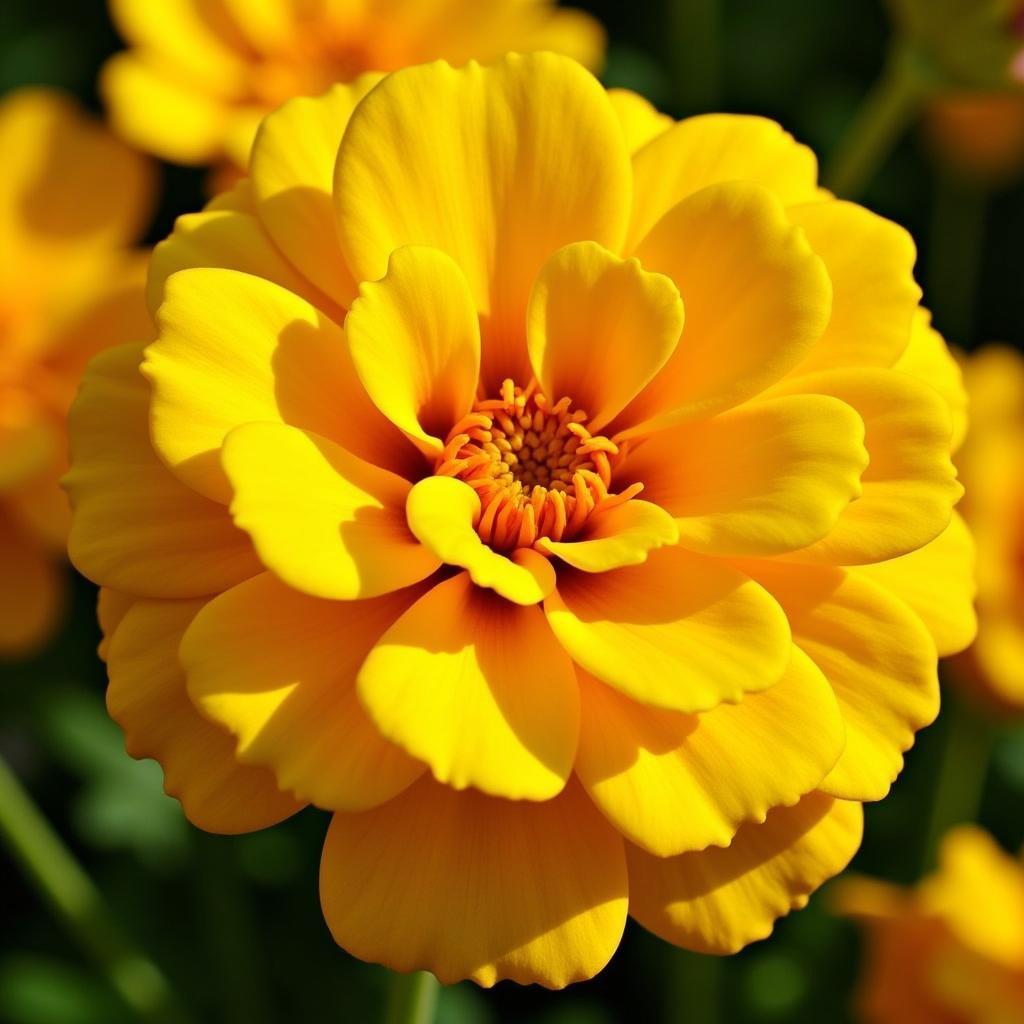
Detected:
left=434, top=379, right=643, bottom=551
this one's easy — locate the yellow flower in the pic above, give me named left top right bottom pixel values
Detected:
left=100, top=0, right=604, bottom=175
left=835, top=826, right=1024, bottom=1024
left=66, top=54, right=974, bottom=987
left=0, top=88, right=152, bottom=658
left=953, top=346, right=1024, bottom=713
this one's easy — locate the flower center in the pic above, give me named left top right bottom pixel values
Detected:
left=434, top=379, right=642, bottom=552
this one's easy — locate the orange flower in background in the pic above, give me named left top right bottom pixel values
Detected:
left=66, top=54, right=974, bottom=986
left=0, top=89, right=153, bottom=658
left=953, top=346, right=1024, bottom=713
left=100, top=0, right=604, bottom=175
left=835, top=826, right=1024, bottom=1024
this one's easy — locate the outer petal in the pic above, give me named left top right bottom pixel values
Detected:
left=526, top=241, right=683, bottom=432
left=181, top=573, right=426, bottom=812
left=607, top=89, right=673, bottom=153
left=626, top=114, right=821, bottom=253
left=627, top=792, right=863, bottom=954
left=774, top=369, right=962, bottom=564
left=223, top=423, right=439, bottom=601
left=346, top=246, right=481, bottom=458
left=320, top=776, right=627, bottom=988
left=405, top=477, right=556, bottom=605
left=334, top=52, right=632, bottom=388
left=575, top=647, right=844, bottom=857
left=0, top=515, right=62, bottom=657
left=250, top=78, right=381, bottom=310
left=146, top=268, right=417, bottom=503
left=621, top=394, right=868, bottom=556
left=357, top=573, right=579, bottom=801
left=744, top=561, right=939, bottom=802
left=617, top=183, right=832, bottom=436
left=106, top=597, right=304, bottom=834
left=544, top=546, right=791, bottom=713
left=65, top=343, right=262, bottom=598
left=854, top=511, right=977, bottom=657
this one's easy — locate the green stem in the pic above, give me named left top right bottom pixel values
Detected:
left=921, top=691, right=994, bottom=871
left=385, top=971, right=439, bottom=1024
left=0, top=753, right=188, bottom=1024
left=666, top=0, right=721, bottom=113
left=824, top=43, right=930, bottom=198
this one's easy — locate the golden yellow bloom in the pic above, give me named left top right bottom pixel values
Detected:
left=953, top=346, right=1024, bottom=712
left=67, top=55, right=974, bottom=986
left=0, top=88, right=152, bottom=657
left=101, top=0, right=604, bottom=175
left=835, top=826, right=1024, bottom=1024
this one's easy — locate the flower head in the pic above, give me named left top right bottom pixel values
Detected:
left=0, top=88, right=152, bottom=657
left=67, top=54, right=974, bottom=986
left=835, top=826, right=1024, bottom=1023
left=101, top=0, right=604, bottom=174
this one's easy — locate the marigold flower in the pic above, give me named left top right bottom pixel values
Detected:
left=952, top=346, right=1024, bottom=713
left=835, top=826, right=1024, bottom=1024
left=0, top=88, right=152, bottom=657
left=66, top=54, right=975, bottom=987
left=100, top=0, right=604, bottom=176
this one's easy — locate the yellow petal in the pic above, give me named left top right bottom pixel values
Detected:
left=250, top=78, right=381, bottom=310
left=607, top=88, right=673, bottom=153
left=320, top=776, right=627, bottom=987
left=146, top=268, right=418, bottom=503
left=744, top=560, right=939, bottom=802
left=627, top=792, right=862, bottom=954
left=106, top=597, right=304, bottom=834
left=774, top=369, right=962, bottom=564
left=334, top=52, right=631, bottom=388
left=785, top=201, right=921, bottom=374
left=854, top=511, right=977, bottom=657
left=575, top=647, right=844, bottom=857
left=65, top=343, right=262, bottom=598
left=223, top=423, right=439, bottom=601
left=97, top=588, right=134, bottom=663
left=622, top=394, right=867, bottom=556
left=405, top=476, right=556, bottom=605
left=0, top=514, right=62, bottom=657
left=357, top=573, right=579, bottom=801
left=181, top=573, right=426, bottom=811
left=538, top=499, right=679, bottom=573
left=627, top=113, right=821, bottom=253
left=346, top=246, right=481, bottom=458
left=526, top=241, right=684, bottom=432
left=544, top=546, right=791, bottom=713
left=617, top=182, right=832, bottom=436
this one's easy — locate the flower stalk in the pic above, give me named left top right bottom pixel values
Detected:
left=385, top=970, right=440, bottom=1024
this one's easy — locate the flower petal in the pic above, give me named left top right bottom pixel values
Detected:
left=346, top=246, right=481, bottom=458
left=405, top=476, right=556, bottom=605
left=65, top=343, right=262, bottom=598
left=854, top=511, right=977, bottom=657
left=621, top=394, right=868, bottom=556
left=334, top=52, right=631, bottom=388
left=774, top=369, right=962, bottom=564
left=575, top=646, right=844, bottom=857
left=181, top=573, right=426, bottom=812
left=617, top=182, right=832, bottom=436
left=544, top=546, right=791, bottom=713
left=357, top=573, right=579, bottom=801
left=0, top=514, right=62, bottom=657
left=223, top=423, right=439, bottom=601
left=744, top=560, right=939, bottom=802
left=537, top=499, right=679, bottom=572
left=106, top=597, right=304, bottom=834
left=146, top=267, right=417, bottom=503
left=320, top=776, right=627, bottom=987
left=607, top=89, right=673, bottom=153
left=526, top=241, right=683, bottom=432
left=627, top=792, right=863, bottom=954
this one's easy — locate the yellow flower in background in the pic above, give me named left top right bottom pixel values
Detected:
left=953, top=347, right=1024, bottom=713
left=835, top=826, right=1024, bottom=1024
left=101, top=0, right=604, bottom=176
left=66, top=54, right=973, bottom=986
left=0, top=89, right=152, bottom=658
